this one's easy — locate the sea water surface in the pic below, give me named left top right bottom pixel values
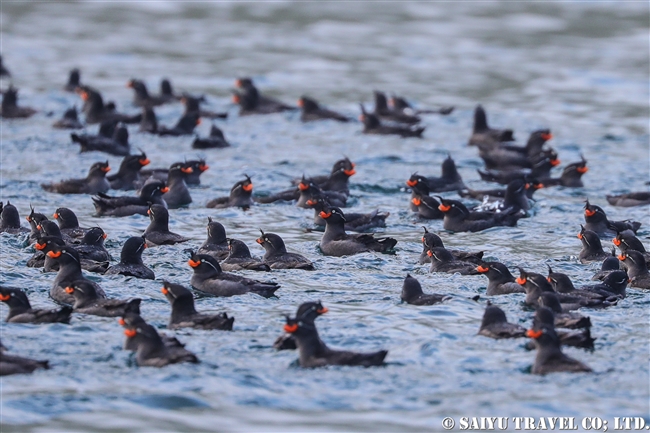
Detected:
left=0, top=2, right=648, bottom=432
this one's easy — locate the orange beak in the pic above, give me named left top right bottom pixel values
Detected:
left=64, top=287, right=74, bottom=294
left=0, top=294, right=10, bottom=301
left=343, top=169, right=356, bottom=176
left=426, top=250, right=433, bottom=257
left=319, top=211, right=332, bottom=219
left=47, top=250, right=62, bottom=258
left=411, top=198, right=421, bottom=206
left=576, top=166, right=588, bottom=174
left=305, top=199, right=316, bottom=206
left=550, top=158, right=561, bottom=167
left=284, top=323, right=299, bottom=333
left=53, top=213, right=59, bottom=219
left=316, top=306, right=328, bottom=314
left=256, top=237, right=264, bottom=244
left=613, top=238, right=621, bottom=246
left=160, top=187, right=170, bottom=193
left=102, top=233, right=108, bottom=239
left=406, top=179, right=418, bottom=187
left=242, top=183, right=253, bottom=192
left=139, top=158, right=151, bottom=166
left=181, top=167, right=194, bottom=174
left=438, top=203, right=451, bottom=212
left=541, top=132, right=553, bottom=141
left=298, top=182, right=309, bottom=191
left=526, top=329, right=543, bottom=339
left=297, top=99, right=304, bottom=107
left=232, top=94, right=240, bottom=104
left=476, top=265, right=489, bottom=273
left=516, top=277, right=526, bottom=285
left=584, top=209, right=596, bottom=217
left=35, top=242, right=47, bottom=250
left=118, top=318, right=125, bottom=326
left=124, top=329, right=137, bottom=338
left=199, top=164, right=209, bottom=172
left=161, top=287, right=168, bottom=295
left=618, top=254, right=626, bottom=261
left=101, top=166, right=111, bottom=173
left=577, top=233, right=583, bottom=240
left=188, top=258, right=201, bottom=268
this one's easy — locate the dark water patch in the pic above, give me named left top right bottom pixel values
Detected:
left=126, top=394, right=210, bottom=410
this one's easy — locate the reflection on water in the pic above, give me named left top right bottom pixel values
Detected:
left=0, top=2, right=648, bottom=431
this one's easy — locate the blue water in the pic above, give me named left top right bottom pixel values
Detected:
left=0, top=2, right=648, bottom=431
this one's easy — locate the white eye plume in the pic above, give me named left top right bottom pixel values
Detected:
left=63, top=250, right=80, bottom=264
left=204, top=260, right=220, bottom=273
